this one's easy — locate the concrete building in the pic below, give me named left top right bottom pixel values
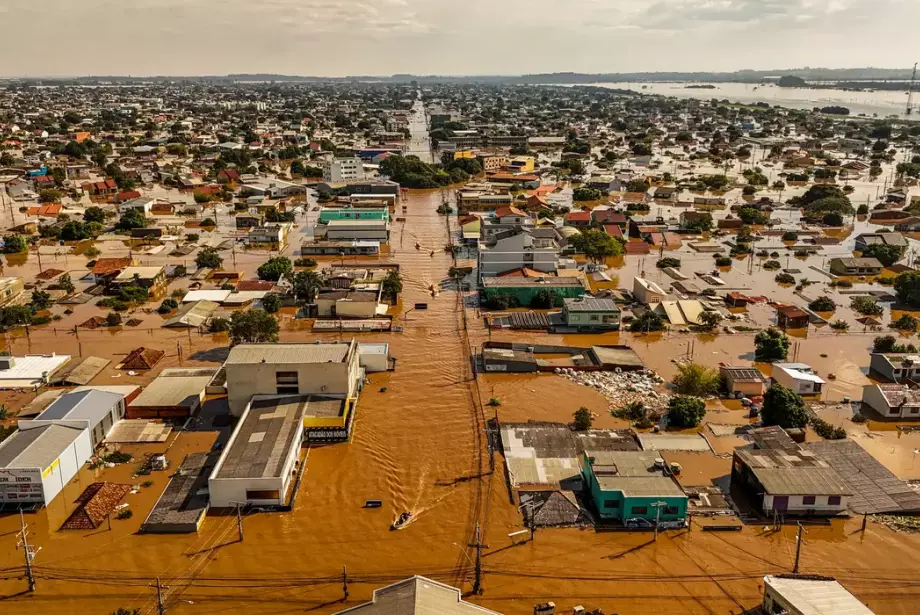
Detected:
left=772, top=363, right=826, bottom=396
left=732, top=447, right=850, bottom=516
left=561, top=297, right=620, bottom=331
left=224, top=341, right=362, bottom=416
left=632, top=277, right=667, bottom=305
left=128, top=368, right=217, bottom=419
left=481, top=276, right=586, bottom=307
left=322, top=219, right=390, bottom=242
left=0, top=423, right=91, bottom=507
left=762, top=575, right=875, bottom=615
left=334, top=576, right=502, bottom=615
left=0, top=354, right=72, bottom=389
left=478, top=228, right=560, bottom=277
left=109, top=266, right=167, bottom=294
left=581, top=450, right=688, bottom=526
left=720, top=366, right=767, bottom=397
left=248, top=223, right=291, bottom=247
left=868, top=352, right=920, bottom=382
left=118, top=196, right=156, bottom=215
left=23, top=389, right=126, bottom=449
left=208, top=395, right=306, bottom=508
left=861, top=383, right=920, bottom=419
left=0, top=277, right=24, bottom=306
left=323, top=157, right=365, bottom=183
left=854, top=232, right=908, bottom=253
left=828, top=257, right=883, bottom=276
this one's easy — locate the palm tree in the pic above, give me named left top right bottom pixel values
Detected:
left=293, top=270, right=322, bottom=303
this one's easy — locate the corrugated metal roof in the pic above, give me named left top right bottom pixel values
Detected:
left=764, top=576, right=875, bottom=615
left=163, top=300, right=219, bottom=328
left=225, top=342, right=353, bottom=365
left=130, top=369, right=217, bottom=409
left=35, top=389, right=123, bottom=423
left=0, top=423, right=84, bottom=469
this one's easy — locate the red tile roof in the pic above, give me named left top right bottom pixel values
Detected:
left=624, top=241, right=650, bottom=255
left=27, top=204, right=62, bottom=217
left=603, top=224, right=623, bottom=239
left=495, top=206, right=526, bottom=218
left=237, top=280, right=275, bottom=291
left=565, top=211, right=591, bottom=222
left=91, top=257, right=134, bottom=275
left=117, top=190, right=141, bottom=202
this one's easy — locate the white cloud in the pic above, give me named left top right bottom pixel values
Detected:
left=0, top=0, right=916, bottom=76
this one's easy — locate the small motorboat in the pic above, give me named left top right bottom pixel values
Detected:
left=364, top=499, right=383, bottom=508
left=415, top=241, right=421, bottom=250
left=391, top=511, right=412, bottom=530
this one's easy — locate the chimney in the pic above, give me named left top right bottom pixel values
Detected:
left=533, top=603, right=555, bottom=615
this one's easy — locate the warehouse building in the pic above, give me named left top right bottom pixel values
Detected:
left=334, top=576, right=503, bottom=615
left=208, top=395, right=306, bottom=508
left=224, top=341, right=363, bottom=417
left=762, top=575, right=875, bottom=615
left=23, top=388, right=126, bottom=448
left=0, top=423, right=91, bottom=507
left=128, top=368, right=217, bottom=419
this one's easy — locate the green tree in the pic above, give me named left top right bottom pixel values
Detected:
left=83, top=206, right=106, bottom=223
left=666, top=396, right=707, bottom=428
left=293, top=270, right=322, bottom=303
left=573, top=407, right=593, bottom=431
left=699, top=310, right=722, bottom=330
left=808, top=296, right=836, bottom=312
left=569, top=229, right=623, bottom=263
left=629, top=310, right=666, bottom=333
left=656, top=257, right=681, bottom=269
left=895, top=272, right=920, bottom=307
left=684, top=212, right=713, bottom=232
left=2, top=234, right=27, bottom=254
left=261, top=294, right=282, bottom=313
left=38, top=188, right=63, bottom=203
left=195, top=247, right=223, bottom=269
left=572, top=187, right=604, bottom=201
left=106, top=312, right=122, bottom=327
left=208, top=317, right=230, bottom=333
left=290, top=159, right=306, bottom=176
left=30, top=290, right=52, bottom=312
left=381, top=270, right=402, bottom=302
left=60, top=221, right=93, bottom=241
left=58, top=273, right=75, bottom=294
left=115, top=209, right=147, bottom=231
left=761, top=384, right=808, bottom=428
left=531, top=289, right=560, bottom=309
left=624, top=179, right=650, bottom=193
left=672, top=363, right=721, bottom=396
left=891, top=314, right=919, bottom=332
left=850, top=296, right=883, bottom=316
left=738, top=207, right=767, bottom=225
left=257, top=256, right=293, bottom=282
left=755, top=327, right=789, bottom=362
left=861, top=243, right=904, bottom=267
left=229, top=309, right=280, bottom=345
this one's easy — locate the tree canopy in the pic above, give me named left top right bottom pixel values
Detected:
left=672, top=363, right=721, bottom=396
left=754, top=327, right=789, bottom=362
left=569, top=229, right=623, bottom=262
left=195, top=247, right=223, bottom=269
left=861, top=243, right=904, bottom=267
left=761, top=384, right=808, bottom=428
left=894, top=271, right=920, bottom=308
left=666, top=396, right=707, bottom=428
left=229, top=310, right=279, bottom=345
left=257, top=256, right=293, bottom=282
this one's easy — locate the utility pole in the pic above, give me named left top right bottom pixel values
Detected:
left=342, top=565, right=349, bottom=600
left=793, top=522, right=807, bottom=573
left=236, top=502, right=244, bottom=541
left=469, top=521, right=489, bottom=595
left=156, top=576, right=166, bottom=615
left=652, top=501, right=667, bottom=542
left=16, top=511, right=36, bottom=592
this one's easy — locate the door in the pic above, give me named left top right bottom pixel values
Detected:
left=773, top=496, right=789, bottom=512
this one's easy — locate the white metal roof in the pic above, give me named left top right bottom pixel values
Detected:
left=0, top=354, right=71, bottom=385
left=182, top=290, right=232, bottom=303
left=764, top=576, right=875, bottom=615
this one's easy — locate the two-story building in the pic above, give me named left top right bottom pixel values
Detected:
left=561, top=297, right=620, bottom=331
left=478, top=228, right=561, bottom=277
left=581, top=450, right=688, bottom=527
left=869, top=352, right=920, bottom=382
left=828, top=257, right=883, bottom=276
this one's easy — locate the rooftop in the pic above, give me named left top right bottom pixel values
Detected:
left=482, top=277, right=584, bottom=288
left=563, top=297, right=620, bottom=312
left=720, top=366, right=766, bottom=383
left=335, top=576, right=502, bottom=615
left=764, top=575, right=876, bottom=615
left=225, top=341, right=354, bottom=366
left=0, top=423, right=85, bottom=470
left=735, top=448, right=850, bottom=496
left=130, top=368, right=217, bottom=409
left=584, top=450, right=686, bottom=498
left=114, top=266, right=165, bottom=282
left=212, top=395, right=308, bottom=480
left=873, top=383, right=920, bottom=407
left=35, top=389, right=124, bottom=423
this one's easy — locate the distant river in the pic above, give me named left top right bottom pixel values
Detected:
left=585, top=81, right=917, bottom=119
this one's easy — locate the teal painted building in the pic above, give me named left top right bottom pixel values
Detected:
left=319, top=207, right=390, bottom=224
left=481, top=277, right=586, bottom=307
left=581, top=451, right=688, bottom=526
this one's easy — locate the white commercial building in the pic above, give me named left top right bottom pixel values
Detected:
left=323, top=157, right=365, bottom=183
left=0, top=354, right=71, bottom=389
left=224, top=341, right=363, bottom=416
left=23, top=389, right=126, bottom=449
left=763, top=575, right=875, bottom=615
left=208, top=395, right=306, bottom=508
left=0, top=423, right=91, bottom=506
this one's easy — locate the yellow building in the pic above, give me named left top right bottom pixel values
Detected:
left=453, top=150, right=476, bottom=160
left=507, top=156, right=535, bottom=173
left=477, top=153, right=510, bottom=173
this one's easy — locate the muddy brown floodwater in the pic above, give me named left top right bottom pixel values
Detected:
left=1, top=190, right=920, bottom=615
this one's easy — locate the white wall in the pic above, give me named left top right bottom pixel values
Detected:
left=40, top=428, right=91, bottom=506
left=762, top=493, right=847, bottom=515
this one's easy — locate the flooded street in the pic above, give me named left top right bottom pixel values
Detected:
left=0, top=185, right=919, bottom=614
left=2, top=108, right=920, bottom=615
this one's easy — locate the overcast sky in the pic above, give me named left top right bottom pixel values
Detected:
left=2, top=0, right=918, bottom=77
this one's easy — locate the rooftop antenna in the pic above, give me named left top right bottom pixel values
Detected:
left=908, top=63, right=917, bottom=116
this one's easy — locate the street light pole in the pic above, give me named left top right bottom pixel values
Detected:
left=651, top=501, right=667, bottom=542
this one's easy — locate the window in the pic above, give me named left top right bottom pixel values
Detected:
left=246, top=489, right=280, bottom=500
left=631, top=506, right=648, bottom=515
left=802, top=496, right=816, bottom=506
left=276, top=371, right=299, bottom=395
left=663, top=506, right=678, bottom=515
left=828, top=496, right=841, bottom=506
left=603, top=499, right=620, bottom=509
left=590, top=315, right=599, bottom=322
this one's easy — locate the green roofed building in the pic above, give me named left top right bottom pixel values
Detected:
left=481, top=276, right=586, bottom=307
left=319, top=207, right=389, bottom=224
